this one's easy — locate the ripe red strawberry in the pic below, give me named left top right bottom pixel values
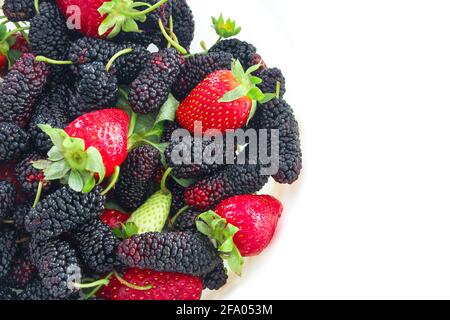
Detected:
left=97, top=268, right=203, bottom=300
left=56, top=0, right=169, bottom=38
left=176, top=60, right=274, bottom=134
left=0, top=53, right=7, bottom=76
left=215, top=195, right=283, bottom=257
left=101, top=209, right=129, bottom=229
left=35, top=109, right=129, bottom=193
left=65, top=109, right=129, bottom=177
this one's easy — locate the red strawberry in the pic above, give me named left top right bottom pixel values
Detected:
left=0, top=53, right=7, bottom=76
left=176, top=60, right=274, bottom=134
left=56, top=0, right=169, bottom=38
left=35, top=109, right=129, bottom=193
left=65, top=109, right=129, bottom=177
left=215, top=195, right=283, bottom=257
left=101, top=209, right=129, bottom=229
left=98, top=268, right=202, bottom=300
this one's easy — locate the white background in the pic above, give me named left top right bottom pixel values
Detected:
left=190, top=0, right=450, bottom=299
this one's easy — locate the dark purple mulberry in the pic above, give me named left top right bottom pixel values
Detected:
left=172, top=208, right=200, bottom=232
left=2, top=0, right=35, bottom=21
left=25, top=186, right=106, bottom=241
left=255, top=67, right=286, bottom=98
left=249, top=99, right=302, bottom=184
left=116, top=145, right=160, bottom=212
left=209, top=39, right=264, bottom=70
left=117, top=232, right=222, bottom=277
left=30, top=238, right=80, bottom=299
left=29, top=1, right=70, bottom=60
left=0, top=122, right=30, bottom=163
left=73, top=219, right=121, bottom=274
left=184, top=164, right=269, bottom=211
left=15, top=153, right=55, bottom=197
left=129, top=48, right=184, bottom=114
left=0, top=181, right=16, bottom=219
left=0, top=230, right=18, bottom=279
left=202, top=262, right=228, bottom=290
left=0, top=53, right=49, bottom=127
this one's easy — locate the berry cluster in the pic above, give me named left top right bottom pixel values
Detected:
left=0, top=0, right=301, bottom=301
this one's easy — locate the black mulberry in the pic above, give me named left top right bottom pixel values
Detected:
left=25, top=186, right=106, bottom=241
left=68, top=61, right=118, bottom=119
left=185, top=164, right=269, bottom=211
left=116, top=145, right=160, bottom=212
left=68, top=37, right=151, bottom=84
left=209, top=39, right=264, bottom=70
left=2, top=0, right=35, bottom=21
left=129, top=48, right=184, bottom=114
left=172, top=52, right=233, bottom=101
left=30, top=238, right=80, bottom=299
left=29, top=85, right=70, bottom=154
left=255, top=67, right=286, bottom=98
left=29, top=1, right=70, bottom=60
left=0, top=230, right=18, bottom=279
left=249, top=99, right=302, bottom=184
left=16, top=153, right=55, bottom=197
left=202, top=263, right=228, bottom=290
left=0, top=53, right=49, bottom=127
left=117, top=232, right=222, bottom=277
left=73, top=219, right=121, bottom=274
left=172, top=208, right=200, bottom=232
left=0, top=122, right=30, bottom=163
left=0, top=181, right=16, bottom=219
left=0, top=286, right=17, bottom=300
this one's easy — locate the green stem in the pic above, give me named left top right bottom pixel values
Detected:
left=106, top=48, right=133, bottom=72
left=215, top=36, right=223, bottom=45
left=16, top=236, right=30, bottom=244
left=34, top=0, right=40, bottom=15
left=83, top=273, right=113, bottom=300
left=73, top=278, right=110, bottom=290
left=276, top=81, right=281, bottom=99
left=35, top=56, right=73, bottom=65
left=158, top=19, right=187, bottom=55
left=0, top=27, right=30, bottom=44
left=113, top=271, right=153, bottom=291
left=13, top=22, right=29, bottom=41
left=200, top=40, right=209, bottom=53
left=119, top=87, right=129, bottom=99
left=2, top=219, right=15, bottom=224
left=32, top=181, right=43, bottom=209
left=161, top=167, right=173, bottom=194
left=170, top=205, right=189, bottom=227
left=127, top=112, right=138, bottom=138
left=101, top=166, right=120, bottom=196
left=126, top=0, right=168, bottom=17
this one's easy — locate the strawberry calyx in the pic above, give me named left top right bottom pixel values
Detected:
left=196, top=211, right=244, bottom=276
left=32, top=124, right=106, bottom=193
left=219, top=60, right=276, bottom=124
left=98, top=0, right=169, bottom=38
left=212, top=14, right=242, bottom=39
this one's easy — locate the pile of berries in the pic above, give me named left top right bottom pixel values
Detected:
left=0, top=0, right=302, bottom=300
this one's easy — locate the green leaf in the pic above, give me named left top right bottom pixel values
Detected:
left=44, top=160, right=71, bottom=180
left=231, top=60, right=246, bottom=83
left=196, top=220, right=213, bottom=238
left=68, top=170, right=84, bottom=193
left=219, top=238, right=234, bottom=253
left=105, top=201, right=127, bottom=213
left=38, top=125, right=68, bottom=151
left=123, top=222, right=139, bottom=238
left=246, top=63, right=262, bottom=75
left=63, top=137, right=85, bottom=153
left=86, top=147, right=106, bottom=183
left=32, top=160, right=52, bottom=170
left=81, top=171, right=96, bottom=193
left=227, top=246, right=244, bottom=276
left=247, top=87, right=265, bottom=101
left=171, top=176, right=197, bottom=188
left=154, top=94, right=180, bottom=126
left=219, top=85, right=247, bottom=103
left=47, top=147, right=64, bottom=162
left=0, top=25, right=7, bottom=42
left=259, top=93, right=277, bottom=104
left=246, top=100, right=258, bottom=125
left=250, top=76, right=263, bottom=85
